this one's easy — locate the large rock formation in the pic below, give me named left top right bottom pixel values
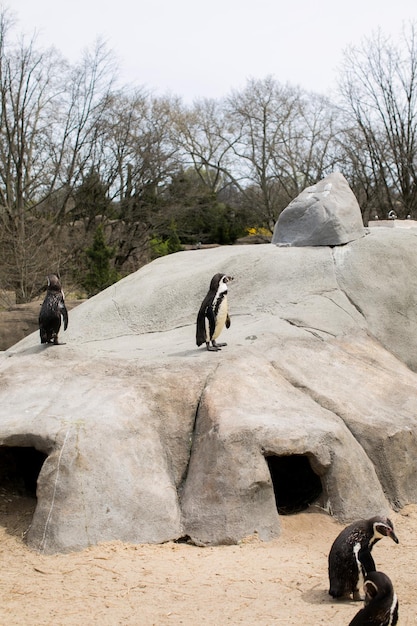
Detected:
left=1, top=226, right=417, bottom=553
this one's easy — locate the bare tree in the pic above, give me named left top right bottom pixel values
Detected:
left=96, top=91, right=182, bottom=270
left=225, top=77, right=339, bottom=230
left=52, top=39, right=117, bottom=222
left=0, top=10, right=117, bottom=300
left=0, top=11, right=66, bottom=301
left=171, top=97, right=237, bottom=194
left=273, top=91, right=340, bottom=192
left=169, top=78, right=340, bottom=233
left=338, top=22, right=417, bottom=219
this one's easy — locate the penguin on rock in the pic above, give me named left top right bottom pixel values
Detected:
left=348, top=571, right=399, bottom=626
left=196, top=273, right=233, bottom=351
left=328, top=516, right=399, bottom=600
left=39, top=274, right=68, bottom=345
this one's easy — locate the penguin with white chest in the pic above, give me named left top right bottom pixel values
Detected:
left=196, top=273, right=233, bottom=351
left=39, top=274, right=68, bottom=345
left=349, top=571, right=399, bottom=625
left=328, top=516, right=399, bottom=600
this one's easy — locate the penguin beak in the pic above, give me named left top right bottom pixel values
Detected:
left=226, top=276, right=234, bottom=283
left=375, top=521, right=399, bottom=543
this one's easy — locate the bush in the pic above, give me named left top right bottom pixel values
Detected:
left=82, top=225, right=120, bottom=297
left=150, top=221, right=183, bottom=260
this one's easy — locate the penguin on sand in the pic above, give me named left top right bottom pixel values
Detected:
left=348, top=571, right=398, bottom=625
left=39, top=274, right=68, bottom=344
left=196, top=273, right=233, bottom=351
left=328, top=516, right=399, bottom=600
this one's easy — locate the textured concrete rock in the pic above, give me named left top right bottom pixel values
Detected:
left=1, top=229, right=417, bottom=553
left=272, top=172, right=366, bottom=246
left=180, top=355, right=388, bottom=545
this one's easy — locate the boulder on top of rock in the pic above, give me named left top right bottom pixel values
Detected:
left=272, top=172, right=366, bottom=247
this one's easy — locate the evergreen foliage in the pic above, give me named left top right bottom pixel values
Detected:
left=82, top=225, right=120, bottom=297
left=165, top=170, right=247, bottom=245
left=150, top=221, right=183, bottom=259
left=71, top=170, right=112, bottom=229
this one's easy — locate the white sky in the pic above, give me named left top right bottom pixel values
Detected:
left=9, top=0, right=417, bottom=103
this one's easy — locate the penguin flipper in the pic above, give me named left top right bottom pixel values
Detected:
left=348, top=594, right=399, bottom=626
left=206, top=306, right=216, bottom=339
left=196, top=306, right=208, bottom=346
left=347, top=607, right=366, bottom=626
left=196, top=330, right=205, bottom=346
left=60, top=302, right=69, bottom=331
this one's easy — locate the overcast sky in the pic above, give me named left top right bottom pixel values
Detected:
left=9, top=0, right=417, bottom=102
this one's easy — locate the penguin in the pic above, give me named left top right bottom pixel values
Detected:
left=328, top=516, right=399, bottom=600
left=39, top=274, right=69, bottom=344
left=348, top=571, right=399, bottom=626
left=196, top=273, right=233, bottom=351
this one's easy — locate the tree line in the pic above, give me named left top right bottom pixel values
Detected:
left=1, top=9, right=417, bottom=302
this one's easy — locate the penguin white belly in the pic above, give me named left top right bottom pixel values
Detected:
left=353, top=542, right=365, bottom=597
left=212, top=297, right=228, bottom=340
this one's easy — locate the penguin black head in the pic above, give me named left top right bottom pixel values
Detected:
left=348, top=571, right=399, bottom=626
left=46, top=274, right=63, bottom=292
left=209, top=273, right=233, bottom=292
left=370, top=517, right=399, bottom=546
left=363, top=571, right=394, bottom=604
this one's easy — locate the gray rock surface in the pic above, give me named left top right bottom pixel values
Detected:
left=272, top=172, right=366, bottom=246
left=2, top=228, right=417, bottom=553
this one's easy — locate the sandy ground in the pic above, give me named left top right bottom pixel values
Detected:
left=0, top=492, right=416, bottom=625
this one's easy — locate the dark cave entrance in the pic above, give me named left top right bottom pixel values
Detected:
left=0, top=446, right=47, bottom=496
left=265, top=454, right=323, bottom=515
left=0, top=446, right=47, bottom=537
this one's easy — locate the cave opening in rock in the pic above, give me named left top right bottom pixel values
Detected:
left=0, top=446, right=47, bottom=497
left=0, top=446, right=47, bottom=537
left=265, top=454, right=323, bottom=515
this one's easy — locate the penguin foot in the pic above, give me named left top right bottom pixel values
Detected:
left=207, top=345, right=221, bottom=351
left=212, top=341, right=227, bottom=349
left=353, top=589, right=363, bottom=601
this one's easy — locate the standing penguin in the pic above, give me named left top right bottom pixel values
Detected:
left=39, top=274, right=68, bottom=345
left=349, top=571, right=398, bottom=625
left=196, top=273, right=233, bottom=351
left=328, top=516, right=399, bottom=600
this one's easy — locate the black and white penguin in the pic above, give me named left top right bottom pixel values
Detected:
left=39, top=274, right=68, bottom=344
left=196, top=273, right=233, bottom=351
left=328, top=516, right=399, bottom=600
left=348, top=571, right=399, bottom=626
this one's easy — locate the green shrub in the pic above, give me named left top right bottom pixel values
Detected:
left=82, top=225, right=120, bottom=297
